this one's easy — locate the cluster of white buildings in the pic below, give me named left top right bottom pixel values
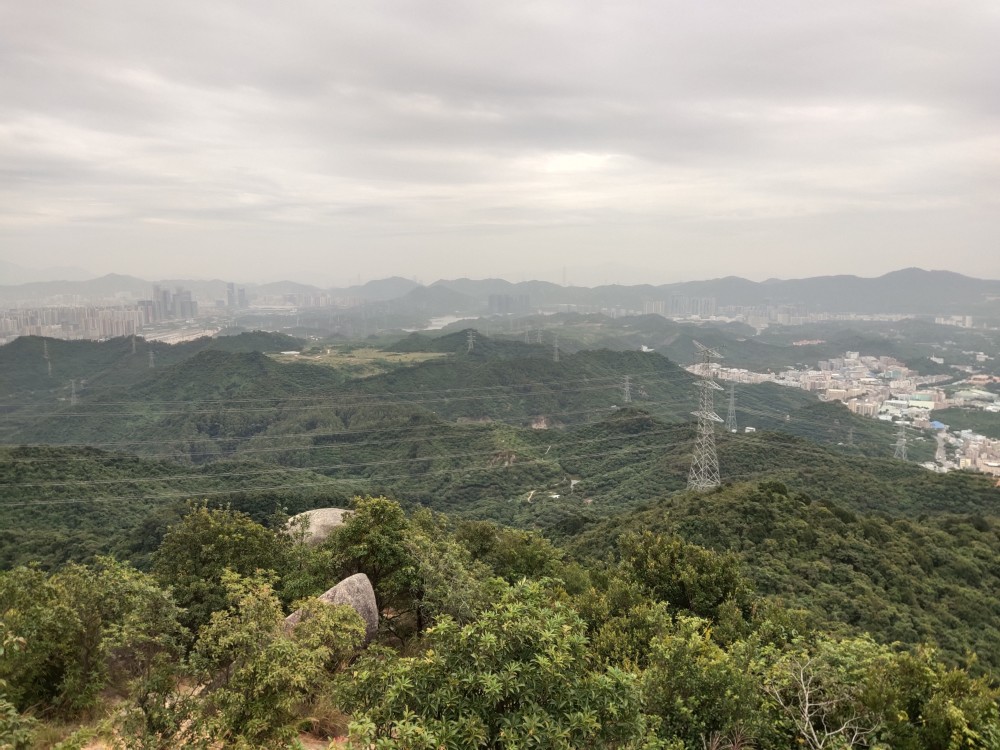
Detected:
left=689, top=351, right=946, bottom=420
left=689, top=350, right=1000, bottom=476
left=942, top=430, right=1000, bottom=476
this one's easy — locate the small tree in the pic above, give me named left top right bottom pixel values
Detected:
left=323, top=496, right=419, bottom=613
left=643, top=616, right=762, bottom=748
left=763, top=636, right=887, bottom=750
left=0, top=559, right=182, bottom=716
left=618, top=531, right=753, bottom=630
left=152, top=503, right=286, bottom=632
left=338, top=580, right=670, bottom=749
left=405, top=511, right=504, bottom=628
left=191, top=571, right=364, bottom=749
left=0, top=621, right=36, bottom=750
left=455, top=519, right=563, bottom=582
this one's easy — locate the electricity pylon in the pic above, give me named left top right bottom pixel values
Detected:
left=623, top=375, right=632, bottom=404
left=893, top=422, right=907, bottom=460
left=725, top=381, right=737, bottom=433
left=467, top=330, right=475, bottom=353
left=687, top=341, right=724, bottom=491
left=553, top=335, right=559, bottom=363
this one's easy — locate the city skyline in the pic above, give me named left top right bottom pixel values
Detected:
left=2, top=1, right=999, bottom=286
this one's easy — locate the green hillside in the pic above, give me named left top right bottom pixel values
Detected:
left=569, top=480, right=1000, bottom=669
left=4, top=406, right=989, bottom=575
left=5, top=333, right=842, bottom=464
left=934, top=407, right=1000, bottom=439
left=0, top=445, right=359, bottom=569
left=0, top=332, right=307, bottom=441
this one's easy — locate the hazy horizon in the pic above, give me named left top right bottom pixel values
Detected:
left=2, top=1, right=999, bottom=286
left=4, top=257, right=999, bottom=291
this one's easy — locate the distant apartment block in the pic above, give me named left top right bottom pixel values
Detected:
left=1, top=285, right=201, bottom=342
left=643, top=296, right=716, bottom=317
left=669, top=295, right=716, bottom=317
left=142, top=285, right=199, bottom=321
left=0, top=305, right=144, bottom=342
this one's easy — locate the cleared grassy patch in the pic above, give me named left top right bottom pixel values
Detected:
left=269, top=346, right=447, bottom=378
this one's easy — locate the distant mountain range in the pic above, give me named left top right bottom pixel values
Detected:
left=0, top=260, right=94, bottom=285
left=2, top=268, right=999, bottom=315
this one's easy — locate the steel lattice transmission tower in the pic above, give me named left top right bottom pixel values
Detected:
left=725, top=381, right=737, bottom=433
left=893, top=422, right=908, bottom=460
left=553, top=335, right=560, bottom=363
left=687, top=341, right=724, bottom=491
left=623, top=375, right=632, bottom=404
left=467, top=329, right=476, bottom=353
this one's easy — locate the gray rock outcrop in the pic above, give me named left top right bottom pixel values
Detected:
left=286, top=507, right=351, bottom=546
left=284, top=572, right=379, bottom=643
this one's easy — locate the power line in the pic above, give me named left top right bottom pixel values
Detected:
left=1, top=391, right=910, bottom=460
left=0, top=426, right=692, bottom=490
left=1, top=440, right=686, bottom=508
left=4, top=403, right=652, bottom=458
left=5, top=371, right=650, bottom=410
left=1, top=431, right=935, bottom=512
left=7, top=382, right=637, bottom=419
left=2, top=388, right=936, bottom=508
left=2, top=395, right=910, bottom=468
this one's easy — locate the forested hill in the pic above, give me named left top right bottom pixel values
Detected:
left=0, top=331, right=305, bottom=401
left=3, top=412, right=994, bottom=573
left=3, top=333, right=835, bottom=456
left=569, top=480, right=1000, bottom=669
left=0, top=444, right=360, bottom=569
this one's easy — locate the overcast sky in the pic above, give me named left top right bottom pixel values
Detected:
left=1, top=1, right=998, bottom=286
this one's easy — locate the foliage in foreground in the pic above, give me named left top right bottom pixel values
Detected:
left=339, top=580, right=669, bottom=749
left=1, top=495, right=998, bottom=749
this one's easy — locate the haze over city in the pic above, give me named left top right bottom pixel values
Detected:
left=2, top=0, right=999, bottom=286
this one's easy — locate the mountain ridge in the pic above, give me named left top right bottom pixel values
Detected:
left=3, top=268, right=1000, bottom=315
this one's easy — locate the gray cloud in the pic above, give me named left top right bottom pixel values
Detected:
left=1, top=0, right=998, bottom=285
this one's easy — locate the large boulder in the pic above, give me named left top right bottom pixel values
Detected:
left=285, top=573, right=379, bottom=642
left=286, top=507, right=351, bottom=546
